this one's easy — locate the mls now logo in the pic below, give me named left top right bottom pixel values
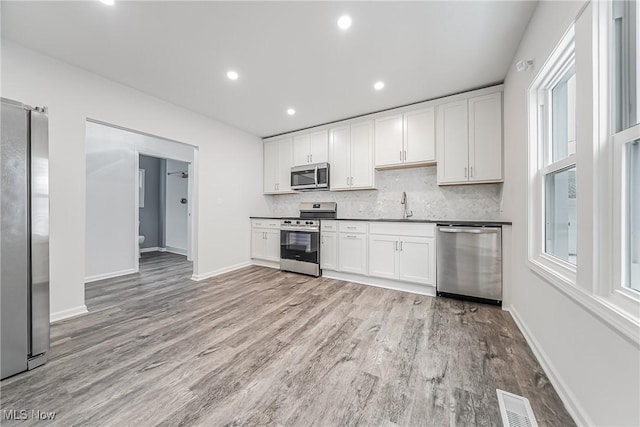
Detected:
left=2, top=409, right=56, bottom=420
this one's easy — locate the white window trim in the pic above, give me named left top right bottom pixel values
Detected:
left=527, top=9, right=640, bottom=345
left=528, top=25, right=578, bottom=288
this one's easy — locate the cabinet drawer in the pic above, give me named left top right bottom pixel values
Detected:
left=321, top=221, right=338, bottom=232
left=368, top=222, right=435, bottom=237
left=338, top=221, right=367, bottom=234
left=251, top=219, right=280, bottom=229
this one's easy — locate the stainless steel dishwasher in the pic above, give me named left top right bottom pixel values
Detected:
left=436, top=225, right=502, bottom=305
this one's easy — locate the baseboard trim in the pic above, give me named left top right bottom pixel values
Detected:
left=84, top=268, right=136, bottom=283
left=191, top=261, right=252, bottom=281
left=165, top=246, right=187, bottom=256
left=507, top=306, right=591, bottom=427
left=322, top=270, right=436, bottom=297
left=251, top=259, right=280, bottom=270
left=50, top=305, right=88, bottom=323
left=140, top=247, right=163, bottom=253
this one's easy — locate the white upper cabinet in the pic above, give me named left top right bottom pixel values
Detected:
left=264, top=137, right=293, bottom=194
left=375, top=114, right=404, bottom=167
left=437, top=100, right=469, bottom=184
left=329, top=125, right=350, bottom=190
left=375, top=107, right=436, bottom=168
left=350, top=121, right=375, bottom=189
left=329, top=121, right=375, bottom=191
left=436, top=91, right=502, bottom=185
left=468, top=92, right=503, bottom=182
left=292, top=130, right=328, bottom=166
left=404, top=107, right=436, bottom=165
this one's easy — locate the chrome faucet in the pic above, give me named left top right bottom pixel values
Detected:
left=401, top=191, right=413, bottom=220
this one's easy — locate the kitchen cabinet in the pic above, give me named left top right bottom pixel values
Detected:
left=338, top=233, right=367, bottom=275
left=374, top=107, right=436, bottom=168
left=320, top=232, right=337, bottom=270
left=264, top=137, right=293, bottom=194
left=436, top=92, right=502, bottom=185
left=251, top=219, right=280, bottom=262
left=329, top=121, right=375, bottom=191
left=292, top=130, right=328, bottom=166
left=367, top=222, right=436, bottom=285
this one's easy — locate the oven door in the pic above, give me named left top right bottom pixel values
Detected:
left=280, top=229, right=319, bottom=264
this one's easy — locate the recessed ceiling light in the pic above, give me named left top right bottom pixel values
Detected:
left=287, top=108, right=296, bottom=116
left=227, top=71, right=239, bottom=81
left=374, top=81, right=385, bottom=91
left=99, top=0, right=114, bottom=5
left=337, top=15, right=352, bottom=30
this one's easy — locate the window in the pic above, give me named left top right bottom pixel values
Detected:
left=629, top=139, right=640, bottom=291
left=612, top=0, right=640, bottom=296
left=545, top=66, right=577, bottom=265
left=528, top=25, right=577, bottom=284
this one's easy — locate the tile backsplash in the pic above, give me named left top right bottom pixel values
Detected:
left=265, top=166, right=503, bottom=220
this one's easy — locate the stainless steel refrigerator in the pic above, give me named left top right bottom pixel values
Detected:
left=1, top=98, right=50, bottom=379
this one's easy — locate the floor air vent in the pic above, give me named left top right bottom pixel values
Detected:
left=496, top=389, right=539, bottom=427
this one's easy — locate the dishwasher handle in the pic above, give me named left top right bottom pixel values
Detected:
left=439, top=227, right=500, bottom=234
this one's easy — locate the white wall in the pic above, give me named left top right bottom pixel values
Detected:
left=85, top=122, right=194, bottom=280
left=165, top=159, right=189, bottom=253
left=502, top=2, right=640, bottom=426
left=1, top=40, right=269, bottom=320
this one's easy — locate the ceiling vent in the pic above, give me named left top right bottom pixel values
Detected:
left=496, top=389, right=539, bottom=427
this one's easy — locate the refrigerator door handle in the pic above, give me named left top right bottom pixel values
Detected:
left=29, top=109, right=50, bottom=358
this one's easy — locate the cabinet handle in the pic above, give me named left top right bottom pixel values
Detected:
left=346, top=235, right=357, bottom=239
left=400, top=150, right=402, bottom=161
left=310, top=154, right=313, bottom=163
left=399, top=241, right=403, bottom=251
left=347, top=226, right=356, bottom=229
left=470, top=166, right=473, bottom=177
left=404, top=150, right=407, bottom=161
left=350, top=177, right=354, bottom=185
left=464, top=167, right=467, bottom=178
left=395, top=241, right=398, bottom=251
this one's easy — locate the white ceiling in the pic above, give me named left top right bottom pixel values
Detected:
left=1, top=1, right=536, bottom=137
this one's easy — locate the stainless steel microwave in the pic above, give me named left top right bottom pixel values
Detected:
left=291, top=163, right=329, bottom=191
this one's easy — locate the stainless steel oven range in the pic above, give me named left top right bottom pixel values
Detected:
left=280, top=202, right=337, bottom=277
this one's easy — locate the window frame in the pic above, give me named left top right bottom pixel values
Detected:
left=528, top=25, right=578, bottom=287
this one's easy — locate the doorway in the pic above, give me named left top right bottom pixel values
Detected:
left=84, top=120, right=197, bottom=283
left=137, top=154, right=191, bottom=259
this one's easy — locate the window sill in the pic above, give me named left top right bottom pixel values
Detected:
left=528, top=258, right=640, bottom=347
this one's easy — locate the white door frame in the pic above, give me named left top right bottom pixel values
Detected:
left=135, top=149, right=197, bottom=272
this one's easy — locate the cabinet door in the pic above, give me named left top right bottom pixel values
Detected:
left=398, top=236, right=435, bottom=285
left=264, top=229, right=281, bottom=262
left=329, top=126, right=351, bottom=190
left=350, top=120, right=374, bottom=189
left=368, top=234, right=399, bottom=279
left=277, top=137, right=293, bottom=192
left=436, top=100, right=469, bottom=184
left=338, top=233, right=367, bottom=275
left=374, top=114, right=403, bottom=167
left=469, top=92, right=502, bottom=182
left=404, top=107, right=436, bottom=164
left=292, top=134, right=311, bottom=166
left=309, top=130, right=329, bottom=164
left=320, top=232, right=338, bottom=270
left=263, top=141, right=278, bottom=193
left=251, top=229, right=267, bottom=259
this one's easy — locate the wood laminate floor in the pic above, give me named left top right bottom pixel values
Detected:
left=0, top=252, right=574, bottom=426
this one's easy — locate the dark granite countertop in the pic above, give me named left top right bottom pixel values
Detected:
left=250, top=216, right=512, bottom=226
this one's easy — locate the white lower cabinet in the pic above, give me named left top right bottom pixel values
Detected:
left=398, top=236, right=435, bottom=285
left=368, top=235, right=434, bottom=285
left=368, top=234, right=399, bottom=279
left=338, top=233, right=367, bottom=275
left=320, top=232, right=337, bottom=270
left=251, top=220, right=280, bottom=262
